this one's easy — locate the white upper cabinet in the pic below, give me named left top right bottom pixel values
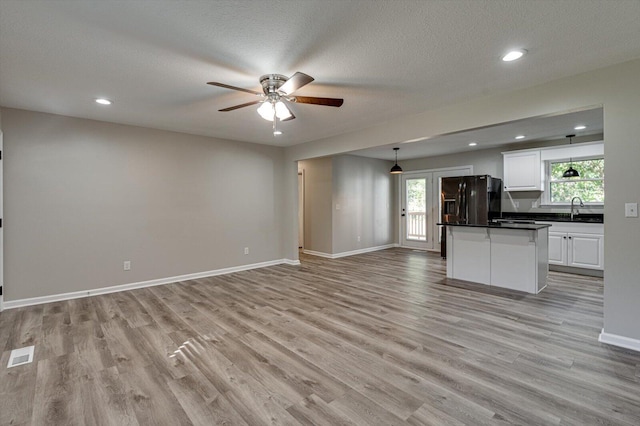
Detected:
left=503, top=150, right=543, bottom=191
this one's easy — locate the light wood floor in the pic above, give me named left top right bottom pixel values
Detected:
left=1, top=248, right=639, bottom=425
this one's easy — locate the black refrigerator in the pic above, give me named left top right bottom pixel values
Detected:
left=440, top=175, right=502, bottom=257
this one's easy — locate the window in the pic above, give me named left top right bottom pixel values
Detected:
left=547, top=157, right=604, bottom=204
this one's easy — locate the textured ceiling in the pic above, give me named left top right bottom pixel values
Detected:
left=1, top=0, right=639, bottom=147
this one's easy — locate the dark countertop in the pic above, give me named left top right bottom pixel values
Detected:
left=501, top=212, right=603, bottom=223
left=438, top=222, right=552, bottom=230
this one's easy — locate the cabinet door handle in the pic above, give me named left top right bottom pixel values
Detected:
left=568, top=236, right=572, bottom=239
left=563, top=236, right=567, bottom=239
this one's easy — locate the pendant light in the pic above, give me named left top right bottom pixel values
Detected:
left=390, top=147, right=403, bottom=174
left=562, top=134, right=580, bottom=178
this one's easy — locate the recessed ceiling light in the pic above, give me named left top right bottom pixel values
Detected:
left=574, top=125, right=586, bottom=130
left=468, top=142, right=478, bottom=146
left=502, top=49, right=527, bottom=62
left=95, top=98, right=112, bottom=105
left=273, top=130, right=282, bottom=136
left=515, top=135, right=525, bottom=140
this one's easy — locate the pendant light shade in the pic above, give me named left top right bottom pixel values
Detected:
left=562, top=166, right=580, bottom=178
left=562, top=134, right=580, bottom=178
left=390, top=147, right=403, bottom=174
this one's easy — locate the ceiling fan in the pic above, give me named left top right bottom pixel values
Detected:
left=207, top=72, right=343, bottom=125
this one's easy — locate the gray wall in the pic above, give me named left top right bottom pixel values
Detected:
left=332, top=155, right=394, bottom=254
left=2, top=108, right=286, bottom=301
left=285, top=58, right=640, bottom=343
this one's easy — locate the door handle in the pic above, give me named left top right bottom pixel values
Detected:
left=401, top=214, right=406, bottom=217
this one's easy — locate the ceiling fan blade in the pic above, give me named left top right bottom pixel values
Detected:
left=281, top=103, right=296, bottom=121
left=207, top=82, right=263, bottom=96
left=278, top=72, right=314, bottom=95
left=292, top=96, right=344, bottom=107
left=219, top=100, right=262, bottom=112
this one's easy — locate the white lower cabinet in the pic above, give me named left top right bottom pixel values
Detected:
left=543, top=222, right=604, bottom=270
left=568, top=233, right=604, bottom=269
left=548, top=232, right=568, bottom=265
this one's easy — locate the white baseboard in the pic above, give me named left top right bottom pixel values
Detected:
left=1, top=258, right=299, bottom=310
left=303, top=244, right=398, bottom=260
left=598, top=329, right=640, bottom=353
left=301, top=249, right=334, bottom=258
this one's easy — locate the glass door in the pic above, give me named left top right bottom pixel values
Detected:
left=401, top=173, right=432, bottom=249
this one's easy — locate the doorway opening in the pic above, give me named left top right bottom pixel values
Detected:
left=298, top=171, right=304, bottom=250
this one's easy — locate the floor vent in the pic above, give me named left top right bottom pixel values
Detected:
left=7, top=346, right=35, bottom=368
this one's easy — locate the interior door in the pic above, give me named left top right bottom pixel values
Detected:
left=0, top=131, right=3, bottom=311
left=298, top=171, right=304, bottom=249
left=401, top=173, right=432, bottom=249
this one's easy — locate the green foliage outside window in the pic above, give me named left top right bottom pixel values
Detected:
left=406, top=179, right=426, bottom=212
left=549, top=158, right=604, bottom=203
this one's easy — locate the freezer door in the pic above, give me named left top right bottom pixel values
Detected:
left=465, top=176, right=490, bottom=225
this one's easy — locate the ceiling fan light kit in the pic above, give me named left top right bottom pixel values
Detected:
left=257, top=101, right=292, bottom=121
left=207, top=72, right=343, bottom=135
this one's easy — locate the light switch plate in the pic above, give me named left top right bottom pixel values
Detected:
left=625, top=202, right=638, bottom=218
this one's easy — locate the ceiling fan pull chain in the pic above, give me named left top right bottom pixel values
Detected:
left=272, top=106, right=281, bottom=136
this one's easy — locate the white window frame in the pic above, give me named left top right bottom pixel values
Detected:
left=543, top=155, right=604, bottom=206
left=538, top=141, right=604, bottom=207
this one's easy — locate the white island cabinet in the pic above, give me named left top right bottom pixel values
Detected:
left=444, top=223, right=551, bottom=294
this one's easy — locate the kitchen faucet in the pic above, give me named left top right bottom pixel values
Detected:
left=570, top=196, right=584, bottom=221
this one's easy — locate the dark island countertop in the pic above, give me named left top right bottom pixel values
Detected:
left=438, top=222, right=552, bottom=230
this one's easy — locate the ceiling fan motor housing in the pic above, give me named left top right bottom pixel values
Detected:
left=260, top=74, right=288, bottom=95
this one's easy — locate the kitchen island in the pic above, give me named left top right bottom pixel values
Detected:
left=440, top=222, right=551, bottom=294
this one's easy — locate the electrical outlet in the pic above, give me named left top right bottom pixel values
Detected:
left=123, top=261, right=131, bottom=271
left=625, top=202, right=638, bottom=218
left=244, top=247, right=249, bottom=255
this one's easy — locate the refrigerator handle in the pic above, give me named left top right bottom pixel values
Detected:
left=461, top=182, right=467, bottom=223
left=455, top=182, right=463, bottom=219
